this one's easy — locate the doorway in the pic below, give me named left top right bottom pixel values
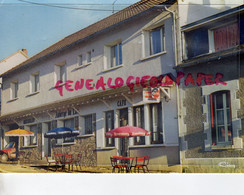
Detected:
left=119, top=108, right=128, bottom=156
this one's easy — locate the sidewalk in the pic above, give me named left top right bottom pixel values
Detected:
left=0, top=162, right=180, bottom=173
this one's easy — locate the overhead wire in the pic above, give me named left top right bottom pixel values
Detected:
left=16, top=0, right=132, bottom=11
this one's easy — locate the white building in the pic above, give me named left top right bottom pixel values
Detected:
left=0, top=0, right=179, bottom=171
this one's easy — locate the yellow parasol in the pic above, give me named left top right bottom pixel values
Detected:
left=5, top=128, right=34, bottom=136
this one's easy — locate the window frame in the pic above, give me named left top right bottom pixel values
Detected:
left=143, top=25, right=165, bottom=58
left=133, top=105, right=145, bottom=145
left=84, top=113, right=96, bottom=135
left=210, top=90, right=232, bottom=146
left=54, top=61, right=66, bottom=84
left=150, top=102, right=163, bottom=144
left=77, top=54, right=83, bottom=66
left=105, top=110, right=115, bottom=147
left=30, top=72, right=40, bottom=93
left=86, top=51, right=91, bottom=64
left=10, top=80, right=18, bottom=99
left=104, top=40, right=123, bottom=70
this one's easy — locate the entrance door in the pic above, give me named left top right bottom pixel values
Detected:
left=119, top=108, right=128, bottom=156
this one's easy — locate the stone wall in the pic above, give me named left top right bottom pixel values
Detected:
left=52, top=136, right=97, bottom=166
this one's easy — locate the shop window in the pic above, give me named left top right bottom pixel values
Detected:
left=105, top=110, right=114, bottom=147
left=29, top=125, right=38, bottom=145
left=63, top=118, right=75, bottom=143
left=84, top=114, right=96, bottom=134
left=24, top=124, right=38, bottom=146
left=133, top=105, right=145, bottom=145
left=210, top=90, right=232, bottom=145
left=150, top=103, right=163, bottom=144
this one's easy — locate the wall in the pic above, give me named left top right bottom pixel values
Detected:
left=1, top=9, right=176, bottom=116
left=178, top=0, right=244, bottom=27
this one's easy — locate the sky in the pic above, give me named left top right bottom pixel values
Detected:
left=0, top=0, right=139, bottom=61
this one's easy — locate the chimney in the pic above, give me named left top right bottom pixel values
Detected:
left=21, top=49, right=28, bottom=55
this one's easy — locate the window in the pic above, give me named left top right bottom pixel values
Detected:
left=10, top=81, right=18, bottom=99
left=87, top=51, right=91, bottom=63
left=29, top=125, right=38, bottom=145
left=105, top=110, right=114, bottom=147
left=78, top=54, right=83, bottom=66
left=210, top=91, right=232, bottom=145
left=30, top=72, right=40, bottom=93
left=150, top=103, right=163, bottom=144
left=111, top=43, right=122, bottom=67
left=133, top=105, right=145, bottom=145
left=185, top=27, right=209, bottom=58
left=104, top=41, right=122, bottom=69
left=84, top=114, right=96, bottom=134
left=55, top=61, right=66, bottom=83
left=63, top=118, right=75, bottom=143
left=185, top=22, right=240, bottom=59
left=211, top=22, right=239, bottom=52
left=149, top=26, right=165, bottom=55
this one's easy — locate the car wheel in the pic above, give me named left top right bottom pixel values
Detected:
left=1, top=153, right=8, bottom=162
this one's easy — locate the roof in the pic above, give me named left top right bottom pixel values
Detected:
left=2, top=0, right=175, bottom=77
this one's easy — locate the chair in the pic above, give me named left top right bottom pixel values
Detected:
left=73, top=154, right=82, bottom=171
left=54, top=154, right=64, bottom=171
left=45, top=155, right=56, bottom=170
left=134, top=156, right=147, bottom=173
left=63, top=154, right=74, bottom=171
left=110, top=156, right=127, bottom=173
left=143, top=155, right=149, bottom=173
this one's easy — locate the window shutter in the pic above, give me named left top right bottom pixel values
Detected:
left=214, top=23, right=239, bottom=52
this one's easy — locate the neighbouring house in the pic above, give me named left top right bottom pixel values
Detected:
left=0, top=49, right=28, bottom=148
left=177, top=2, right=244, bottom=172
left=0, top=0, right=180, bottom=171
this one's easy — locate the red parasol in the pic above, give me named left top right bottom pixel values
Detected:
left=105, top=126, right=150, bottom=138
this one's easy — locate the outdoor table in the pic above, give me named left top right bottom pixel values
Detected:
left=54, top=154, right=74, bottom=171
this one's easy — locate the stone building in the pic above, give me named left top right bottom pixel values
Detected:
left=177, top=3, right=244, bottom=172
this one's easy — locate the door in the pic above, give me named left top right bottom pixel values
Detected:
left=119, top=108, right=128, bottom=156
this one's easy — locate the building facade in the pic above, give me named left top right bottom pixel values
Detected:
left=0, top=0, right=180, bottom=171
left=177, top=2, right=244, bottom=172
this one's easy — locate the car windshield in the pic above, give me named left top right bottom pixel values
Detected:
left=5, top=142, right=15, bottom=149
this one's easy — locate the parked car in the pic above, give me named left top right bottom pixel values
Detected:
left=0, top=142, right=17, bottom=162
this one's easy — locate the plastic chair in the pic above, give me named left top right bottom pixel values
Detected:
left=110, top=156, right=127, bottom=173
left=134, top=156, right=146, bottom=173
left=73, top=154, right=82, bottom=171
left=45, top=155, right=56, bottom=170
left=64, top=154, right=74, bottom=171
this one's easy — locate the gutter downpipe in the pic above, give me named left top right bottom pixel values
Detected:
left=164, top=5, right=183, bottom=169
